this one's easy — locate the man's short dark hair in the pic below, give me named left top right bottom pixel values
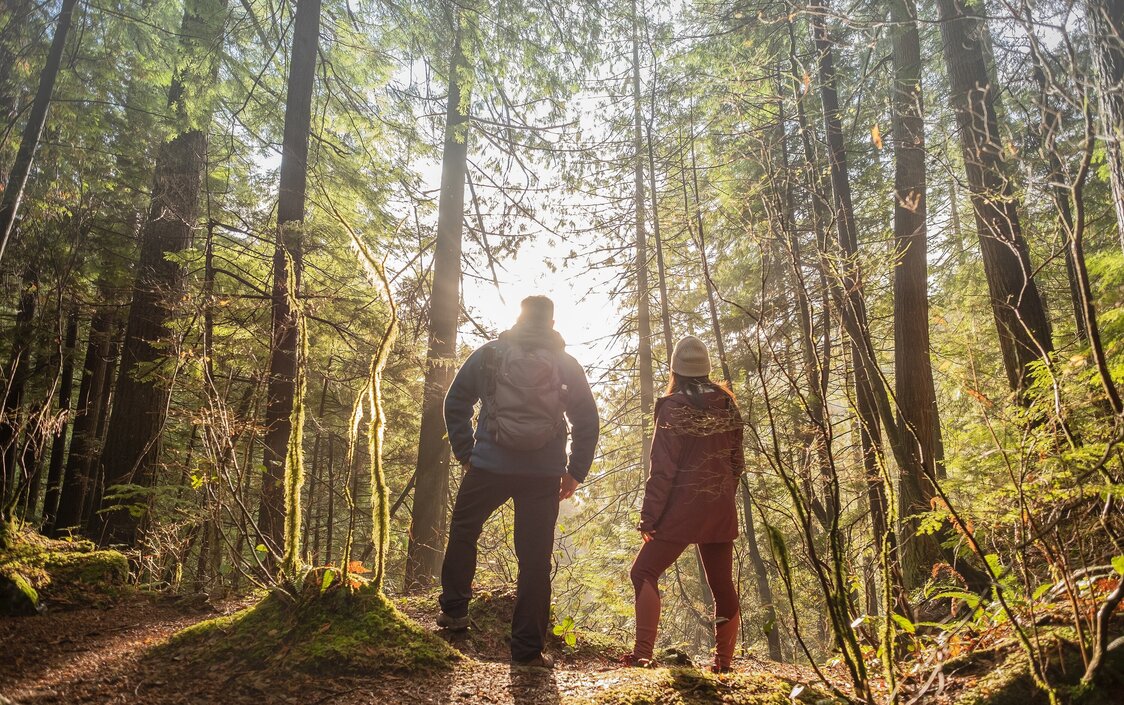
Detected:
left=518, top=295, right=554, bottom=326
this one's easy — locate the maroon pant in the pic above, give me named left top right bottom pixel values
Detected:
left=630, top=539, right=740, bottom=668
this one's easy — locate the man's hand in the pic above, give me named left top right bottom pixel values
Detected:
left=559, top=472, right=580, bottom=501
left=641, top=531, right=655, bottom=543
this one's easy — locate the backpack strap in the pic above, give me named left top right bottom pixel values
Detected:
left=481, top=342, right=503, bottom=427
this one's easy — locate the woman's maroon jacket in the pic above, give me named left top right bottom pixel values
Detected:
left=638, top=388, right=745, bottom=544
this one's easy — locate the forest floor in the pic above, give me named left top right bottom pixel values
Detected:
left=2, top=584, right=1119, bottom=704
left=0, top=590, right=849, bottom=705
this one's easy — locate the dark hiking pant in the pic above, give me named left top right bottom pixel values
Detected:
left=439, top=467, right=560, bottom=661
left=630, top=539, right=740, bottom=668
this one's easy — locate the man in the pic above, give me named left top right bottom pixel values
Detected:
left=438, top=295, right=599, bottom=669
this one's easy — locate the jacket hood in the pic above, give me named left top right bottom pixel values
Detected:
left=499, top=322, right=566, bottom=351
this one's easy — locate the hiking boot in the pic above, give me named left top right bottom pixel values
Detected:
left=436, top=612, right=470, bottom=631
left=620, top=653, right=655, bottom=668
left=511, top=653, right=555, bottom=669
left=708, top=664, right=734, bottom=674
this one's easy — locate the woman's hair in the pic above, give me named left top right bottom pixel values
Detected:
left=665, top=372, right=736, bottom=408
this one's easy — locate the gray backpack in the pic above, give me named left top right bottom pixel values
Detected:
left=485, top=343, right=568, bottom=450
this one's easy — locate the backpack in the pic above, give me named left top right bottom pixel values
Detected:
left=485, top=342, right=568, bottom=450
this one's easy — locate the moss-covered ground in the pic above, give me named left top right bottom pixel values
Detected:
left=0, top=525, right=128, bottom=614
left=163, top=573, right=459, bottom=675
left=566, top=667, right=840, bottom=705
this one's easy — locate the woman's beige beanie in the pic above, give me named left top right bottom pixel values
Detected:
left=671, top=336, right=711, bottom=377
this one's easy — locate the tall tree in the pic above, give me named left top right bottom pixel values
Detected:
left=95, top=0, right=228, bottom=545
left=631, top=0, right=655, bottom=475
left=41, top=308, right=78, bottom=530
left=889, top=0, right=944, bottom=589
left=0, top=267, right=39, bottom=518
left=258, top=0, right=322, bottom=567
left=405, top=15, right=470, bottom=590
left=0, top=0, right=78, bottom=265
left=52, top=306, right=114, bottom=534
left=935, top=0, right=1053, bottom=394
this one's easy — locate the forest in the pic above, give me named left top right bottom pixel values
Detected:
left=1, top=0, right=1123, bottom=702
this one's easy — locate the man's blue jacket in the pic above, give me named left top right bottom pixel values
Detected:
left=443, top=323, right=600, bottom=482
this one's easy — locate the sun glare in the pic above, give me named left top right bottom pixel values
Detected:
left=462, top=238, right=619, bottom=368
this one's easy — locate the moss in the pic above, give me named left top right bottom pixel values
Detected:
left=165, top=581, right=459, bottom=674
left=0, top=527, right=128, bottom=607
left=0, top=568, right=39, bottom=615
left=571, top=667, right=839, bottom=705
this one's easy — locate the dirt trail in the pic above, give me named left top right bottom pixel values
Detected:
left=0, top=596, right=843, bottom=705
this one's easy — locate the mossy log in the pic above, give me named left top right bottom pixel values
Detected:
left=0, top=528, right=127, bottom=613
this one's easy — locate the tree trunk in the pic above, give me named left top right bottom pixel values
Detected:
left=303, top=369, right=331, bottom=559
left=259, top=0, right=321, bottom=572
left=404, top=18, right=470, bottom=590
left=42, top=308, right=78, bottom=531
left=688, top=129, right=732, bottom=385
left=0, top=0, right=78, bottom=265
left=52, top=306, right=113, bottom=534
left=96, top=0, right=228, bottom=546
left=1, top=267, right=38, bottom=517
left=739, top=479, right=783, bottom=661
left=1088, top=0, right=1124, bottom=253
left=935, top=0, right=1053, bottom=394
left=889, top=0, right=945, bottom=590
left=631, top=0, right=655, bottom=476
left=84, top=324, right=121, bottom=529
left=1017, top=14, right=1090, bottom=345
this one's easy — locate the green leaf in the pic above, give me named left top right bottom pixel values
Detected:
left=552, top=623, right=566, bottom=636
left=1032, top=583, right=1052, bottom=600
left=1112, top=555, right=1124, bottom=576
left=932, top=590, right=981, bottom=609
left=321, top=568, right=335, bottom=594
left=255, top=543, right=267, bottom=553
left=564, top=632, right=577, bottom=647
left=891, top=613, right=916, bottom=635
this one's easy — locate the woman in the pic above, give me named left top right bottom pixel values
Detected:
left=627, top=335, right=744, bottom=672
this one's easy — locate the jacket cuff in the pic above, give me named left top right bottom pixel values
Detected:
left=566, top=467, right=587, bottom=483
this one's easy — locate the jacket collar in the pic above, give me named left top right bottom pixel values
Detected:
left=499, top=323, right=565, bottom=351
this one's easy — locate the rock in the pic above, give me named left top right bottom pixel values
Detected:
left=0, top=569, right=40, bottom=616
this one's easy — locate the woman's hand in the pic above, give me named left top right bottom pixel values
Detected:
left=641, top=530, right=655, bottom=543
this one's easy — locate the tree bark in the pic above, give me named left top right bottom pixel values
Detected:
left=1, top=267, right=38, bottom=518
left=889, top=0, right=944, bottom=590
left=405, top=18, right=470, bottom=590
left=0, top=0, right=78, bottom=265
left=631, top=0, right=655, bottom=476
left=42, top=308, right=79, bottom=530
left=935, top=0, right=1053, bottom=394
left=96, top=0, right=228, bottom=546
left=259, top=0, right=321, bottom=569
left=52, top=306, right=113, bottom=534
left=84, top=323, right=121, bottom=529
